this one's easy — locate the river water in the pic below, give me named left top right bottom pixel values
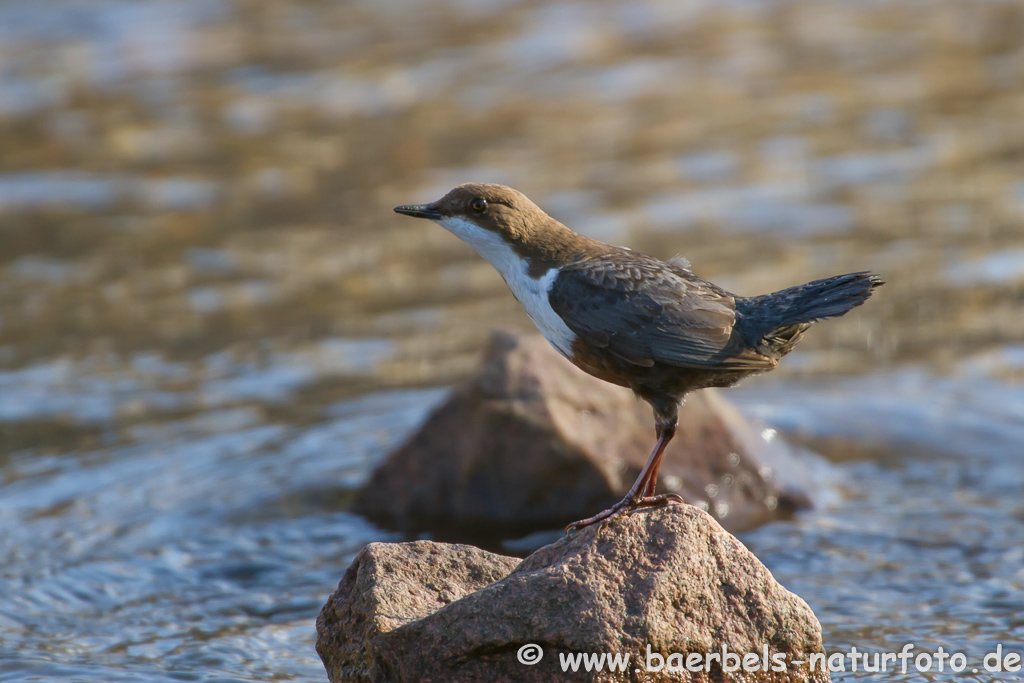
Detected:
left=1, top=0, right=1023, bottom=681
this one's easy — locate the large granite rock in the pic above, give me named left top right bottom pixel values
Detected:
left=353, top=330, right=814, bottom=539
left=317, top=505, right=829, bottom=683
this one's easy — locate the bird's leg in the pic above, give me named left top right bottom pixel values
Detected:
left=566, top=412, right=683, bottom=533
left=638, top=407, right=684, bottom=504
left=639, top=456, right=684, bottom=504
left=642, top=453, right=663, bottom=498
left=637, top=415, right=684, bottom=505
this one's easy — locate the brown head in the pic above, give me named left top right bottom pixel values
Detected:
left=394, top=183, right=596, bottom=274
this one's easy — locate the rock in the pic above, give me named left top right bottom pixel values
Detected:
left=316, top=541, right=520, bottom=682
left=353, top=330, right=814, bottom=542
left=317, top=505, right=829, bottom=683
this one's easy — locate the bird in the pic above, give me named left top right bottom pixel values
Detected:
left=394, top=183, right=882, bottom=532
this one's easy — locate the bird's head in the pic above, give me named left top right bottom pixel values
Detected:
left=394, top=183, right=555, bottom=250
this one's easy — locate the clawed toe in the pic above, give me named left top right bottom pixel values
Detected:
left=638, top=493, right=685, bottom=507
left=565, top=493, right=686, bottom=534
left=565, top=499, right=631, bottom=534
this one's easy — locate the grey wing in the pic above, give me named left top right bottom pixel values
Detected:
left=547, top=255, right=773, bottom=371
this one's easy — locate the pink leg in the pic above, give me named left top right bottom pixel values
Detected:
left=566, top=421, right=684, bottom=533
left=642, top=455, right=663, bottom=498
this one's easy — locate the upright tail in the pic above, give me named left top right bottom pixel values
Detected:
left=736, top=271, right=883, bottom=357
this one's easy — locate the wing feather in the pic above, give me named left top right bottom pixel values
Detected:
left=548, top=253, right=773, bottom=371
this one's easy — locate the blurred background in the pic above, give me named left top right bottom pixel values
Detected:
left=0, top=0, right=1023, bottom=681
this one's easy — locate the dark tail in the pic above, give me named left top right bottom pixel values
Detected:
left=736, top=272, right=884, bottom=355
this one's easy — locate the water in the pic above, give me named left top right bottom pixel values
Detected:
left=3, top=370, right=1022, bottom=682
left=0, top=389, right=432, bottom=681
left=734, top=375, right=1024, bottom=682
left=1, top=0, right=1023, bottom=680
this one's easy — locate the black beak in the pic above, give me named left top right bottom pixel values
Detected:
left=394, top=203, right=442, bottom=220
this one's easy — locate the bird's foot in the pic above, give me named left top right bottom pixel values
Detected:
left=565, top=498, right=631, bottom=535
left=565, top=493, right=685, bottom=534
left=640, top=492, right=685, bottom=507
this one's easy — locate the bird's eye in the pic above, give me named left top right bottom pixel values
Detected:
left=470, top=198, right=488, bottom=213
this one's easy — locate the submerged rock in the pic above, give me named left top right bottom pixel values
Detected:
left=317, top=505, right=830, bottom=683
left=353, top=330, right=814, bottom=541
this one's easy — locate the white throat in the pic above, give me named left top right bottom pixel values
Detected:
left=437, top=216, right=576, bottom=356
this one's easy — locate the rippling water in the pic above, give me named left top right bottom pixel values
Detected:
left=1, top=0, right=1023, bottom=680
left=735, top=375, right=1024, bottom=682
left=3, top=373, right=1023, bottom=681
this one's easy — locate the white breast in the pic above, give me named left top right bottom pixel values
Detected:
left=438, top=216, right=576, bottom=356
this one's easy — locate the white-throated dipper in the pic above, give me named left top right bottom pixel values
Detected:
left=395, top=183, right=882, bottom=532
